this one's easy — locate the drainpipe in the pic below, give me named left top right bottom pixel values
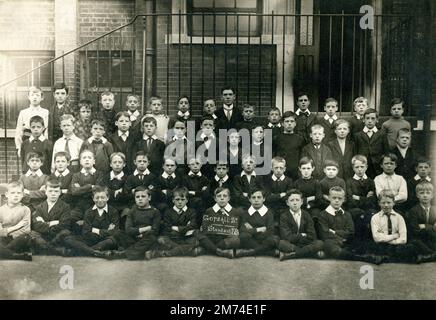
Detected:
left=143, top=0, right=155, bottom=113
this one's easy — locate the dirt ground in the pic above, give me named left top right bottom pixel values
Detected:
left=1, top=256, right=435, bottom=300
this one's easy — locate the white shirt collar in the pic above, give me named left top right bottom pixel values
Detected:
left=363, top=126, right=378, bottom=133
left=267, top=122, right=281, bottom=128
left=296, top=108, right=310, bottom=116
left=325, top=205, right=344, bottom=216
left=92, top=204, right=108, bottom=216
left=355, top=114, right=362, bottom=120
left=118, top=130, right=129, bottom=137
left=81, top=167, right=97, bottom=175
left=324, top=114, right=338, bottom=121
left=177, top=110, right=190, bottom=118
left=200, top=132, right=216, bottom=140
left=127, top=110, right=140, bottom=117
left=380, top=210, right=398, bottom=217
left=88, top=136, right=107, bottom=144
left=54, top=169, right=70, bottom=177
left=272, top=174, right=285, bottom=181
left=162, top=172, right=176, bottom=179
left=248, top=205, right=268, bottom=217
left=134, top=169, right=150, bottom=176
left=172, top=135, right=187, bottom=141
left=29, top=135, right=46, bottom=142
left=414, top=175, right=431, bottom=182
left=241, top=171, right=256, bottom=177
left=110, top=171, right=125, bottom=180
left=173, top=205, right=188, bottom=213
left=143, top=134, right=158, bottom=140
left=63, top=133, right=79, bottom=141
left=212, top=203, right=233, bottom=214
left=353, top=174, right=368, bottom=180
left=252, top=140, right=263, bottom=146
left=214, top=175, right=229, bottom=183
left=25, top=169, right=44, bottom=177
left=188, top=171, right=202, bottom=177
left=223, top=104, right=234, bottom=111
left=290, top=208, right=302, bottom=216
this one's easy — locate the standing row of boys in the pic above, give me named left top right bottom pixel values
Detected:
left=1, top=83, right=434, bottom=264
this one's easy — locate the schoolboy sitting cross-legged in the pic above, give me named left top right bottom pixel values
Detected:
left=278, top=189, right=324, bottom=261
left=237, top=189, right=278, bottom=258
left=64, top=186, right=120, bottom=258
left=157, top=187, right=201, bottom=257
left=198, top=187, right=242, bottom=259
left=31, top=178, right=72, bottom=256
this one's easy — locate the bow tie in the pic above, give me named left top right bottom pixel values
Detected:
left=92, top=139, right=103, bottom=144
left=203, top=136, right=209, bottom=142
left=301, top=111, right=310, bottom=116
left=335, top=209, right=344, bottom=215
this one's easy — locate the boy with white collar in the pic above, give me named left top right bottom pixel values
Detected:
left=110, top=111, right=136, bottom=174
left=19, top=152, right=49, bottom=211
left=196, top=116, right=218, bottom=179
left=169, top=96, right=193, bottom=129
left=125, top=94, right=142, bottom=137
left=264, top=107, right=282, bottom=138
left=279, top=189, right=324, bottom=261
left=294, top=92, right=317, bottom=144
left=64, top=186, right=119, bottom=258
left=233, top=155, right=264, bottom=209
left=49, top=83, right=74, bottom=141
left=392, top=128, right=417, bottom=181
left=15, top=86, right=49, bottom=156
left=317, top=97, right=339, bottom=142
left=215, top=87, right=243, bottom=131
left=407, top=157, right=432, bottom=209
left=103, top=153, right=128, bottom=217
left=80, top=119, right=114, bottom=174
left=20, top=115, right=53, bottom=175
left=237, top=189, right=278, bottom=258
left=349, top=96, right=368, bottom=138
left=51, top=151, right=73, bottom=202
left=155, top=158, right=182, bottom=210
left=198, top=187, right=242, bottom=259
left=318, top=186, right=381, bottom=264
left=210, top=163, right=232, bottom=201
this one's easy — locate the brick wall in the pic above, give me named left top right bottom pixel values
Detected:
left=0, top=139, right=21, bottom=184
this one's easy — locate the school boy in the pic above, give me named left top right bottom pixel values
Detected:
left=0, top=181, right=32, bottom=261
left=381, top=98, right=411, bottom=150
left=97, top=91, right=117, bottom=135
left=19, top=152, right=48, bottom=211
left=235, top=104, right=259, bottom=132
left=102, top=153, right=128, bottom=214
left=327, top=119, right=355, bottom=179
left=317, top=97, right=339, bottom=142
left=20, top=115, right=53, bottom=175
left=264, top=107, right=282, bottom=138
left=233, top=155, right=264, bottom=209
left=110, top=111, right=137, bottom=174
left=407, top=158, right=432, bottom=209
left=294, top=92, right=317, bottom=144
left=319, top=160, right=346, bottom=209
left=49, top=83, right=74, bottom=141
left=278, top=189, right=324, bottom=261
left=348, top=96, right=368, bottom=139
left=195, top=116, right=218, bottom=179
left=50, top=151, right=73, bottom=204
left=214, top=86, right=243, bottom=131
left=391, top=128, right=417, bottom=181
left=210, top=162, right=233, bottom=200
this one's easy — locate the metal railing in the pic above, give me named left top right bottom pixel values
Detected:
left=0, top=12, right=429, bottom=182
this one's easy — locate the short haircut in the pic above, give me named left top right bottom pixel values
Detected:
left=390, top=98, right=404, bottom=108
left=172, top=186, right=189, bottom=199
left=126, top=93, right=140, bottom=101
left=416, top=157, right=431, bottom=167
left=334, top=119, right=350, bottom=129
left=52, top=82, right=69, bottom=94
left=188, top=157, right=202, bottom=165
left=54, top=151, right=71, bottom=162
left=80, top=149, right=94, bottom=159
left=6, top=181, right=24, bottom=192
left=353, top=96, right=368, bottom=106
left=329, top=186, right=345, bottom=195
left=242, top=154, right=256, bottom=165
left=310, top=124, right=324, bottom=133
left=115, top=111, right=131, bottom=121
left=214, top=187, right=230, bottom=197
left=282, top=111, right=296, bottom=121
left=59, top=114, right=75, bottom=124
left=134, top=186, right=150, bottom=196
left=78, top=99, right=92, bottom=110
left=100, top=91, right=114, bottom=98
left=325, top=97, right=338, bottom=105
left=268, top=107, right=281, bottom=115
left=364, top=108, right=378, bottom=118
left=351, top=154, right=368, bottom=166
left=272, top=156, right=286, bottom=167
left=141, top=116, right=157, bottom=127
left=148, top=96, right=162, bottom=105
left=26, top=151, right=43, bottom=163
left=135, top=150, right=149, bottom=160
left=299, top=156, right=314, bottom=168
left=28, top=86, right=43, bottom=96
left=91, top=119, right=106, bottom=129
left=286, top=188, right=303, bottom=199
left=203, top=98, right=216, bottom=106
left=29, top=115, right=45, bottom=127
left=221, top=86, right=235, bottom=94
left=249, top=188, right=266, bottom=198
left=397, top=127, right=411, bottom=138
left=242, top=103, right=254, bottom=111
left=45, top=177, right=61, bottom=189
left=415, top=181, right=434, bottom=194
left=297, top=92, right=309, bottom=99
left=92, top=185, right=109, bottom=196
left=381, top=153, right=398, bottom=164
left=110, top=152, right=126, bottom=163
left=200, top=115, right=215, bottom=125
left=163, top=157, right=176, bottom=165
left=324, top=159, right=339, bottom=169
left=378, top=189, right=395, bottom=201
left=215, top=162, right=229, bottom=168
left=177, top=95, right=191, bottom=105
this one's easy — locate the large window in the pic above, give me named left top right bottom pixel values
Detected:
left=187, top=0, right=263, bottom=37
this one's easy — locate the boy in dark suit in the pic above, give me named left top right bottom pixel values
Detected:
left=49, top=82, right=74, bottom=141
left=327, top=119, right=355, bottom=179
left=102, top=153, right=128, bottom=216
left=155, top=158, right=183, bottom=211
left=278, top=189, right=324, bottom=260
left=319, top=160, right=346, bottom=210
left=235, top=104, right=259, bottom=132
left=273, top=111, right=305, bottom=180
left=294, top=92, right=317, bottom=144
left=133, top=116, right=166, bottom=176
left=168, top=96, right=193, bottom=129
left=64, top=186, right=120, bottom=258
left=165, top=119, right=193, bottom=176
left=407, top=158, right=432, bottom=209
left=264, top=107, right=282, bottom=138
left=392, top=128, right=417, bottom=181
left=317, top=97, right=339, bottom=142
left=301, top=124, right=333, bottom=180
left=195, top=116, right=218, bottom=179
left=110, top=111, right=137, bottom=175
left=31, top=178, right=72, bottom=255
left=210, top=162, right=233, bottom=202
left=354, top=108, right=389, bottom=178
left=96, top=91, right=117, bottom=136
left=233, top=155, right=264, bottom=209
left=348, top=96, right=368, bottom=140
left=237, top=189, right=278, bottom=257
left=214, top=86, right=243, bottom=131
left=51, top=151, right=73, bottom=204
left=124, top=94, right=142, bottom=137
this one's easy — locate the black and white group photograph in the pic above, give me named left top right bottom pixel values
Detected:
left=0, top=0, right=435, bottom=303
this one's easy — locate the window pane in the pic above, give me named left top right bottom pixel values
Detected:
left=238, top=15, right=259, bottom=35
left=214, top=0, right=235, bottom=8
left=193, top=0, right=214, bottom=8
left=236, top=0, right=257, bottom=8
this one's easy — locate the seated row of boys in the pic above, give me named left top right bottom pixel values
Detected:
left=2, top=146, right=435, bottom=264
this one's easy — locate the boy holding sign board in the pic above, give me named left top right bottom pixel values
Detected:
left=198, top=188, right=241, bottom=259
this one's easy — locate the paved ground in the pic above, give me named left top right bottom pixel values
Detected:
left=1, top=256, right=435, bottom=300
